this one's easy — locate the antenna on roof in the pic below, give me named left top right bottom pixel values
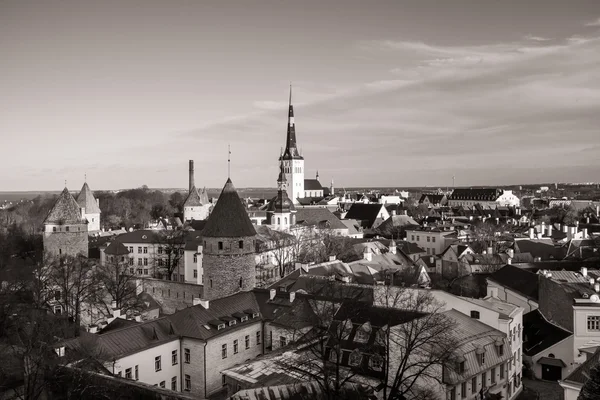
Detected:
left=84, top=173, right=87, bottom=183
left=228, top=144, right=231, bottom=179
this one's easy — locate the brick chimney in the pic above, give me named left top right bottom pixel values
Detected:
left=528, top=227, right=534, bottom=239
left=363, top=248, right=373, bottom=262
left=189, top=160, right=194, bottom=192
left=270, top=289, right=276, bottom=300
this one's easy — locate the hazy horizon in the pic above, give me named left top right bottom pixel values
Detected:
left=2, top=0, right=600, bottom=191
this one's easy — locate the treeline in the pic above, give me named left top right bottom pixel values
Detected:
left=95, top=187, right=185, bottom=230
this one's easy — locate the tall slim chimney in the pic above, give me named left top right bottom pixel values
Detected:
left=189, top=160, right=194, bottom=192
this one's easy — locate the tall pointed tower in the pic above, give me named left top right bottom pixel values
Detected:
left=76, top=182, right=101, bottom=232
left=43, top=187, right=89, bottom=258
left=279, top=85, right=304, bottom=204
left=201, top=178, right=257, bottom=300
left=267, top=160, right=296, bottom=230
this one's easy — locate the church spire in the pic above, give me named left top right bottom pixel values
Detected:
left=281, top=84, right=303, bottom=160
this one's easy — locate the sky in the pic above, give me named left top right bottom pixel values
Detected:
left=1, top=0, right=600, bottom=191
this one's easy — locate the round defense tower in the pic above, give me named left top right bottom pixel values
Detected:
left=201, top=178, right=257, bottom=301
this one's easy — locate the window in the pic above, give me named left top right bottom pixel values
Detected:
left=461, top=382, right=466, bottom=398
left=481, top=371, right=486, bottom=386
left=500, top=363, right=505, bottom=379
left=184, top=348, right=190, bottom=363
left=426, top=248, right=430, bottom=255
left=256, top=331, right=261, bottom=345
left=128, top=246, right=133, bottom=253
left=245, top=335, right=250, bottom=349
left=457, top=361, right=465, bottom=373
left=171, top=376, right=177, bottom=391
left=234, top=339, right=239, bottom=354
left=349, top=351, right=362, bottom=366
left=138, top=258, right=143, bottom=266
left=54, top=290, right=61, bottom=301
left=491, top=367, right=496, bottom=384
left=280, top=336, right=287, bottom=348
left=135, top=365, right=138, bottom=380
left=158, top=247, right=163, bottom=254
left=497, top=344, right=504, bottom=356
left=449, top=387, right=456, bottom=400
left=193, top=269, right=197, bottom=278
left=130, top=267, right=134, bottom=274
left=427, top=236, right=430, bottom=242
left=143, top=269, right=148, bottom=275
left=417, top=235, right=420, bottom=241
left=369, top=355, right=383, bottom=371
left=184, top=374, right=191, bottom=391
left=159, top=381, right=165, bottom=388
left=355, top=323, right=371, bottom=342
left=471, top=376, right=477, bottom=392
left=218, top=241, right=223, bottom=250
left=239, top=240, right=244, bottom=249
left=477, top=352, right=485, bottom=365
left=193, top=254, right=197, bottom=263
left=222, top=374, right=226, bottom=387
left=65, top=226, right=69, bottom=232
left=143, top=247, right=148, bottom=254
left=222, top=344, right=227, bottom=359
left=239, top=278, right=243, bottom=288
left=53, top=227, right=57, bottom=232
left=470, top=310, right=480, bottom=319
left=432, top=237, right=436, bottom=243
left=125, top=368, right=132, bottom=379
left=411, top=235, right=415, bottom=241
left=172, top=350, right=178, bottom=365
left=158, top=259, right=164, bottom=267
left=588, top=315, right=600, bottom=331
left=129, top=258, right=134, bottom=266
left=137, top=268, right=142, bottom=274
left=143, top=258, right=148, bottom=266
left=155, top=356, right=161, bottom=371
left=138, top=247, right=142, bottom=254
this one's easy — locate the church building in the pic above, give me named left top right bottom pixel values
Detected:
left=279, top=86, right=328, bottom=204
left=266, top=160, right=296, bottom=230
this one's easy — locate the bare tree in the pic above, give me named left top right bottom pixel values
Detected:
left=93, top=257, right=144, bottom=320
left=150, top=230, right=185, bottom=280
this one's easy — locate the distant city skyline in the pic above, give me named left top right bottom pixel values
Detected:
left=2, top=0, right=600, bottom=191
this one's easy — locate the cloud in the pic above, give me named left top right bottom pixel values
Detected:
left=524, top=34, right=551, bottom=41
left=584, top=17, right=600, bottom=27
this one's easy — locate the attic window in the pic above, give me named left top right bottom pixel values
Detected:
left=228, top=320, right=236, bottom=327
left=470, top=311, right=480, bottom=319
left=457, top=361, right=465, bottom=373
left=496, top=343, right=504, bottom=356
left=142, top=235, right=147, bottom=240
left=252, top=312, right=260, bottom=318
left=240, top=316, right=248, bottom=322
left=217, top=323, right=226, bottom=330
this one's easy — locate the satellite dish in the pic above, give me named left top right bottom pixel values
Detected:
left=591, top=294, right=600, bottom=303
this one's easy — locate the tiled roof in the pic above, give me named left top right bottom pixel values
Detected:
left=43, top=187, right=86, bottom=224
left=377, top=215, right=419, bottom=235
left=523, top=309, right=572, bottom=357
left=397, top=240, right=426, bottom=255
left=304, top=179, right=323, bottom=191
left=442, top=309, right=511, bottom=384
left=514, top=239, right=566, bottom=261
left=419, top=194, right=446, bottom=204
left=488, top=265, right=539, bottom=301
left=295, top=208, right=347, bottom=230
left=459, top=297, right=520, bottom=319
left=449, top=188, right=502, bottom=201
left=183, top=186, right=205, bottom=207
left=166, top=291, right=263, bottom=341
left=104, top=241, right=130, bottom=256
left=563, top=348, right=600, bottom=385
left=64, top=317, right=179, bottom=359
left=344, top=203, right=386, bottom=228
left=201, top=178, right=257, bottom=238
left=340, top=219, right=362, bottom=235
left=76, top=182, right=101, bottom=214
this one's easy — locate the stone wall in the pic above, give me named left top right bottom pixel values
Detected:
left=43, top=224, right=89, bottom=258
left=203, top=235, right=256, bottom=301
left=138, top=278, right=203, bottom=314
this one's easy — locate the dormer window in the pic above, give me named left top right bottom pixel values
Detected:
left=470, top=310, right=480, bottom=319
left=457, top=361, right=465, bottom=373
left=497, top=343, right=504, bottom=356
left=217, top=323, right=226, bottom=330
left=218, top=242, right=223, bottom=250
left=355, top=322, right=371, bottom=343
left=228, top=320, right=236, bottom=326
left=349, top=350, right=362, bottom=367
left=477, top=351, right=486, bottom=365
left=338, top=319, right=353, bottom=340
left=241, top=316, right=248, bottom=322
left=369, top=355, right=383, bottom=371
left=252, top=312, right=260, bottom=318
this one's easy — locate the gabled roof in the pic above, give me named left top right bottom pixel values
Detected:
left=76, top=182, right=101, bottom=214
left=295, top=208, right=347, bottom=230
left=201, top=178, right=256, bottom=238
left=514, top=239, right=566, bottom=261
left=304, top=179, right=323, bottom=191
left=43, top=187, right=86, bottom=225
left=523, top=309, right=572, bottom=357
left=449, top=188, right=503, bottom=201
left=183, top=186, right=205, bottom=207
left=166, top=291, right=263, bottom=341
left=397, top=240, right=426, bottom=255
left=344, top=203, right=387, bottom=228
left=563, top=348, right=600, bottom=386
left=488, top=265, right=539, bottom=301
left=104, top=241, right=130, bottom=256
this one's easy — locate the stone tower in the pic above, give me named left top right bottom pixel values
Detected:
left=279, top=85, right=304, bottom=204
left=267, top=160, right=296, bottom=230
left=76, top=182, right=101, bottom=232
left=201, top=178, right=257, bottom=301
left=183, top=160, right=211, bottom=221
left=43, top=187, right=89, bottom=258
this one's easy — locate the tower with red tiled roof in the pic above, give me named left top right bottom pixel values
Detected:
left=43, top=187, right=89, bottom=258
left=279, top=85, right=304, bottom=204
left=201, top=178, right=257, bottom=300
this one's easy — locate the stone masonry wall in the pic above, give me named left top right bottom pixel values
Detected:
left=43, top=224, right=89, bottom=258
left=203, top=235, right=256, bottom=301
left=138, top=278, right=203, bottom=314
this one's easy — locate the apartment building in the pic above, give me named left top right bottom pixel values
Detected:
left=405, top=227, right=456, bottom=256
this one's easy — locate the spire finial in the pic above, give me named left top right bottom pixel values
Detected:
left=64, top=179, right=67, bottom=188
left=289, top=82, right=292, bottom=107
left=84, top=173, right=87, bottom=183
left=228, top=145, right=231, bottom=179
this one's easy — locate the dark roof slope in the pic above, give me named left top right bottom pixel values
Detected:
left=449, top=188, right=502, bottom=201
left=76, top=182, right=101, bottom=214
left=523, top=309, right=572, bottom=357
left=43, top=187, right=86, bottom=224
left=345, top=203, right=386, bottom=228
left=183, top=186, right=204, bottom=207
left=563, top=348, right=600, bottom=385
left=304, top=179, right=324, bottom=191
left=201, top=178, right=256, bottom=238
left=104, top=241, right=130, bottom=256
left=488, top=265, right=539, bottom=301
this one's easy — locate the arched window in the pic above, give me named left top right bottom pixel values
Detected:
left=354, top=322, right=371, bottom=343
left=284, top=217, right=288, bottom=225
left=277, top=217, right=281, bottom=225
left=239, top=278, right=243, bottom=288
